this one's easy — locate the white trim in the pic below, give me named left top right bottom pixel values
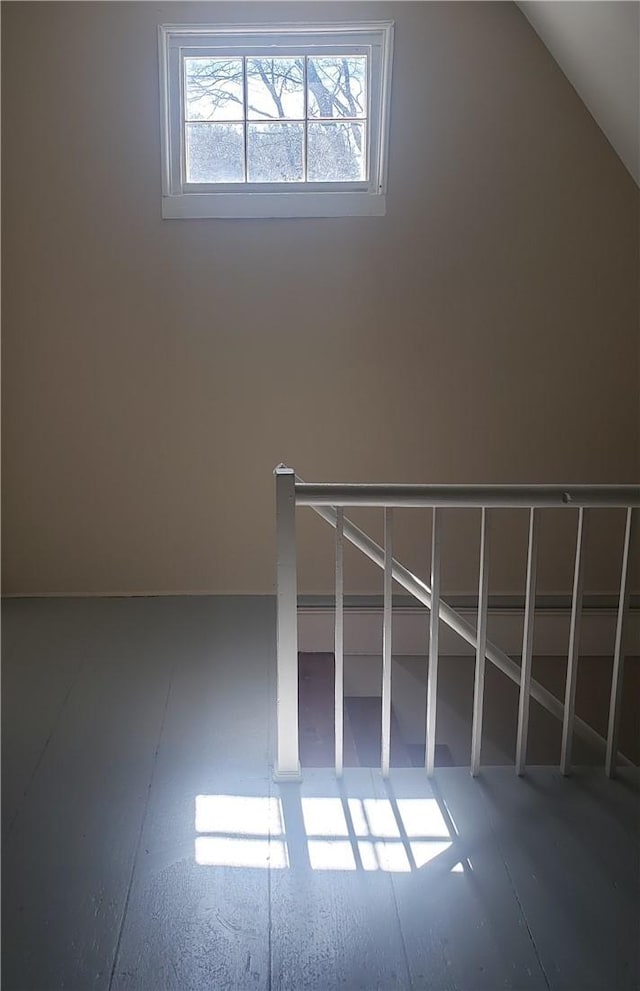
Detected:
left=272, top=764, right=302, bottom=783
left=1, top=591, right=281, bottom=598
left=160, top=22, right=395, bottom=41
left=161, top=190, right=386, bottom=219
left=158, top=21, right=394, bottom=220
left=4, top=595, right=637, bottom=656
left=298, top=607, right=640, bottom=658
left=376, top=19, right=394, bottom=197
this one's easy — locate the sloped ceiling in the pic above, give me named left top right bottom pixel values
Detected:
left=517, top=1, right=639, bottom=185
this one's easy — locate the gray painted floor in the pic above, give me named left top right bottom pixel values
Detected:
left=2, top=597, right=639, bottom=991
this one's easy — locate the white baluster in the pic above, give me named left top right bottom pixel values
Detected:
left=426, top=508, right=441, bottom=776
left=516, top=508, right=538, bottom=776
left=471, top=508, right=490, bottom=777
left=381, top=508, right=393, bottom=778
left=335, top=508, right=344, bottom=778
left=560, top=508, right=587, bottom=776
left=605, top=508, right=635, bottom=778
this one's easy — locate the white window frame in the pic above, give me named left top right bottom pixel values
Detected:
left=158, top=22, right=394, bottom=219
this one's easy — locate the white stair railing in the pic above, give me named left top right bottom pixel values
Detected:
left=274, top=466, right=639, bottom=782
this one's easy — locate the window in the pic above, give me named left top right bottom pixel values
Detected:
left=159, top=22, right=394, bottom=219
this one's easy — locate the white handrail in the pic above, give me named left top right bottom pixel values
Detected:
left=296, top=482, right=640, bottom=508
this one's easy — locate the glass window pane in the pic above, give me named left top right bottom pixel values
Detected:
left=307, top=122, right=366, bottom=181
left=185, top=58, right=244, bottom=121
left=307, top=57, right=367, bottom=119
left=185, top=123, right=244, bottom=183
left=247, top=58, right=304, bottom=120
left=247, top=123, right=304, bottom=182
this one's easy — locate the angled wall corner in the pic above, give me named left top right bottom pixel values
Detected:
left=517, top=0, right=640, bottom=185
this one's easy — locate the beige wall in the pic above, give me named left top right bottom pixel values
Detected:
left=2, top=1, right=638, bottom=596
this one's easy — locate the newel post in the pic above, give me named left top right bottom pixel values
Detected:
left=273, top=465, right=302, bottom=781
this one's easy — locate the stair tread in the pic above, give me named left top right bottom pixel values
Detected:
left=299, top=652, right=414, bottom=768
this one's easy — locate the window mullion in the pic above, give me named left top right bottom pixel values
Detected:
left=180, top=51, right=188, bottom=189
left=303, top=56, right=308, bottom=182
left=242, top=56, right=248, bottom=183
left=365, top=51, right=371, bottom=182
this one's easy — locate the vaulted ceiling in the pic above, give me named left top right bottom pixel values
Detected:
left=517, top=1, right=639, bottom=185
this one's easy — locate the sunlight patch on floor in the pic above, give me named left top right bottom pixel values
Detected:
left=195, top=835, right=290, bottom=868
left=195, top=794, right=282, bottom=835
left=194, top=793, right=470, bottom=873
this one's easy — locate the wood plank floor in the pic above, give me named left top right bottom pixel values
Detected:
left=2, top=597, right=639, bottom=991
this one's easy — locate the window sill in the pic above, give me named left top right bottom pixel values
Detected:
left=161, top=191, right=387, bottom=219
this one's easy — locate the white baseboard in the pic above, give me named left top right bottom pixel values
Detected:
left=298, top=606, right=640, bottom=657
